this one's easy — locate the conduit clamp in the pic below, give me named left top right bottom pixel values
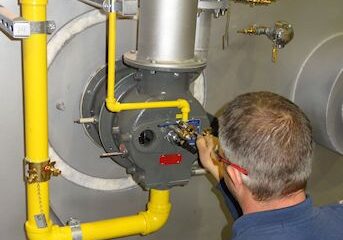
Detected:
left=0, top=5, right=55, bottom=39
left=24, top=159, right=61, bottom=184
left=78, top=0, right=138, bottom=16
left=67, top=218, right=83, bottom=240
left=103, top=0, right=138, bottom=15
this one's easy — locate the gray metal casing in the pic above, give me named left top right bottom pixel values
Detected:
left=81, top=62, right=210, bottom=189
left=111, top=70, right=209, bottom=189
left=124, top=0, right=207, bottom=71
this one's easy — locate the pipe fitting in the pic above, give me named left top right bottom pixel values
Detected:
left=139, top=190, right=171, bottom=235
left=105, top=98, right=122, bottom=112
left=177, top=99, right=191, bottom=121
left=25, top=222, right=71, bottom=240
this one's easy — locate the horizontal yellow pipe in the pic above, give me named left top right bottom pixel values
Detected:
left=105, top=11, right=190, bottom=121
left=106, top=99, right=190, bottom=121
left=25, top=189, right=170, bottom=240
left=81, top=214, right=146, bottom=240
left=81, top=189, right=171, bottom=240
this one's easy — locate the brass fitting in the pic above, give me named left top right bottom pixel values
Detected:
left=43, top=161, right=61, bottom=177
left=237, top=25, right=268, bottom=35
left=234, top=0, right=274, bottom=6
left=237, top=21, right=294, bottom=63
left=25, top=160, right=61, bottom=184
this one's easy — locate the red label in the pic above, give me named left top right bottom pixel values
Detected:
left=160, top=153, right=182, bottom=165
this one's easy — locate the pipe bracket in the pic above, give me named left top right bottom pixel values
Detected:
left=67, top=218, right=83, bottom=240
left=0, top=5, right=55, bottom=39
left=30, top=20, right=56, bottom=35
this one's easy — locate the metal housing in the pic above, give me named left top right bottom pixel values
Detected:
left=124, top=0, right=206, bottom=71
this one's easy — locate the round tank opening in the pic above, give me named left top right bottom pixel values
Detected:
left=138, top=130, right=155, bottom=146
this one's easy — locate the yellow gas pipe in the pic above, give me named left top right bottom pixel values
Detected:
left=22, top=1, right=173, bottom=240
left=81, top=189, right=171, bottom=240
left=105, top=12, right=191, bottom=122
left=21, top=0, right=56, bottom=237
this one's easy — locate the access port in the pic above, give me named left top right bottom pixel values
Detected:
left=138, top=129, right=155, bottom=146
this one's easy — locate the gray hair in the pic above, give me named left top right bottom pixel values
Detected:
left=218, top=92, right=313, bottom=201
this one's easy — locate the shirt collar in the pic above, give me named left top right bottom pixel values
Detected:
left=233, top=197, right=316, bottom=237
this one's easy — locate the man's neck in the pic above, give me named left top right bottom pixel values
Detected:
left=240, top=190, right=306, bottom=215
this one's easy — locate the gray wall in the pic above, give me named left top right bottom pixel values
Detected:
left=0, top=0, right=342, bottom=239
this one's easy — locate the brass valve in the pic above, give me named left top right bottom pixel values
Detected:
left=234, top=0, right=274, bottom=6
left=44, top=161, right=62, bottom=177
left=25, top=160, right=61, bottom=183
left=237, top=21, right=294, bottom=63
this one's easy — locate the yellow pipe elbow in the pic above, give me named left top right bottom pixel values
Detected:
left=139, top=189, right=171, bottom=235
left=177, top=99, right=191, bottom=121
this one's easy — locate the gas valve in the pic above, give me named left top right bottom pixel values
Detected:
left=237, top=21, right=294, bottom=62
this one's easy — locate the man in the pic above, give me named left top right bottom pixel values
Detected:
left=197, top=91, right=343, bottom=240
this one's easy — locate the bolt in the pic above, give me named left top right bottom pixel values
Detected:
left=56, top=102, right=65, bottom=111
left=138, top=174, right=145, bottom=182
left=134, top=72, right=143, bottom=81
left=112, top=126, right=120, bottom=134
left=214, top=9, right=220, bottom=18
left=47, top=22, right=56, bottom=31
left=127, top=167, right=136, bottom=174
left=121, top=133, right=132, bottom=142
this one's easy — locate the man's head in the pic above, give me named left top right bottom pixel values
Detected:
left=219, top=91, right=313, bottom=201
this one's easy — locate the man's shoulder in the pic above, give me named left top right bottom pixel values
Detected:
left=318, top=202, right=343, bottom=214
left=232, top=202, right=343, bottom=240
left=317, top=202, right=343, bottom=220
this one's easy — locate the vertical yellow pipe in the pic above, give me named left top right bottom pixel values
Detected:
left=20, top=0, right=51, bottom=232
left=106, top=11, right=117, bottom=103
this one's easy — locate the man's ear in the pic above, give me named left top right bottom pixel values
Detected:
left=226, top=165, right=243, bottom=187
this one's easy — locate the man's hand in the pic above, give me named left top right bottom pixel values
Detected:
left=196, top=135, right=222, bottom=182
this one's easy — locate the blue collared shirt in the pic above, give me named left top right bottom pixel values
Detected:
left=218, top=180, right=343, bottom=240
